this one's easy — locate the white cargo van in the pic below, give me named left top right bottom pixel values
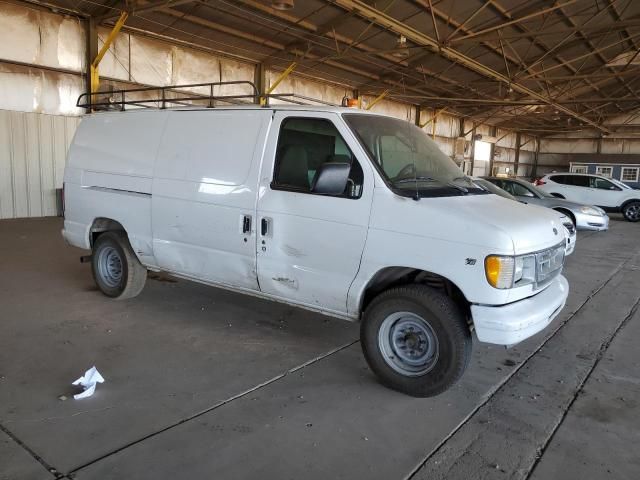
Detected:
left=63, top=100, right=569, bottom=397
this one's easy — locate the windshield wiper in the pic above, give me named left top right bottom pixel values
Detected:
left=449, top=176, right=471, bottom=193
left=394, top=175, right=437, bottom=184
left=394, top=176, right=469, bottom=194
left=446, top=181, right=468, bottom=194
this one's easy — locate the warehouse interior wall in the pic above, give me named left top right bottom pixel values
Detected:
left=0, top=110, right=79, bottom=219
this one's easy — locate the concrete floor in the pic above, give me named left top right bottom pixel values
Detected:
left=0, top=217, right=638, bottom=480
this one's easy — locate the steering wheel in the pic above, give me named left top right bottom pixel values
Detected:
left=393, top=164, right=416, bottom=181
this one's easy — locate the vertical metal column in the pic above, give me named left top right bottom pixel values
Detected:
left=488, top=126, right=497, bottom=176
left=533, top=136, right=541, bottom=178
left=260, top=62, right=296, bottom=106
left=514, top=132, right=521, bottom=178
left=254, top=63, right=267, bottom=105
left=469, top=124, right=477, bottom=175
left=85, top=18, right=98, bottom=99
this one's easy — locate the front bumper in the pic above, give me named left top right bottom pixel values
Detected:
left=565, top=232, right=576, bottom=256
left=575, top=212, right=609, bottom=231
left=472, top=275, right=569, bottom=345
left=564, top=234, right=576, bottom=257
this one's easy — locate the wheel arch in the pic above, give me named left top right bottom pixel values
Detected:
left=89, top=217, right=127, bottom=247
left=359, top=266, right=470, bottom=320
left=621, top=198, right=640, bottom=210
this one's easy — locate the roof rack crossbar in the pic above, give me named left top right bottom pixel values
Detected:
left=76, top=81, right=342, bottom=110
left=77, top=80, right=260, bottom=110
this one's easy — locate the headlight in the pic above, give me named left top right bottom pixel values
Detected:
left=485, top=254, right=536, bottom=289
left=580, top=206, right=601, bottom=216
left=514, top=256, right=524, bottom=283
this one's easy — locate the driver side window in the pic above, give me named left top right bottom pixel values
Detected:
left=272, top=117, right=363, bottom=199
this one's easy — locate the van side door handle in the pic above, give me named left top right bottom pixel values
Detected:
left=261, top=217, right=270, bottom=236
left=242, top=215, right=252, bottom=234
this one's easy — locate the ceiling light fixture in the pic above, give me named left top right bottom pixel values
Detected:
left=272, top=0, right=294, bottom=10
left=393, top=35, right=410, bottom=58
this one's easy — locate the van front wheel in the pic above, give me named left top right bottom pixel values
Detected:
left=361, top=285, right=471, bottom=397
left=92, top=231, right=147, bottom=299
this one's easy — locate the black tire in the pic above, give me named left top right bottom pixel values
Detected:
left=360, top=285, right=471, bottom=397
left=622, top=201, right=640, bottom=222
left=91, top=231, right=147, bottom=299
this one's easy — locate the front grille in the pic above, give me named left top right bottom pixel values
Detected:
left=535, top=242, right=565, bottom=287
left=563, top=222, right=576, bottom=235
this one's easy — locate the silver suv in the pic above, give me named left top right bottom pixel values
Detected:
left=536, top=173, right=640, bottom=222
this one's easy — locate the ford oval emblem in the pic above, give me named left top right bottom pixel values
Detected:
left=553, top=228, right=558, bottom=235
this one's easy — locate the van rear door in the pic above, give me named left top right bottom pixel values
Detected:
left=255, top=111, right=373, bottom=315
left=152, top=109, right=272, bottom=290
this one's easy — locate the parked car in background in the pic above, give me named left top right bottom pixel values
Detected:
left=483, top=176, right=609, bottom=231
left=473, top=178, right=576, bottom=256
left=535, top=172, right=640, bottom=222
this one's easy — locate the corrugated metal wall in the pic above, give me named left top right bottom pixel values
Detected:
left=0, top=109, right=79, bottom=219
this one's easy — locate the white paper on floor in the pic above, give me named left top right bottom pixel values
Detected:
left=72, top=366, right=105, bottom=399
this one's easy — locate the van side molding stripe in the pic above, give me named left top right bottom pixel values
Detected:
left=85, top=185, right=152, bottom=197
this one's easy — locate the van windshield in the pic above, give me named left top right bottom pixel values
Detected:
left=343, top=113, right=482, bottom=198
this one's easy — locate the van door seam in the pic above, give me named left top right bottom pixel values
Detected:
left=150, top=112, right=171, bottom=258
left=254, top=110, right=275, bottom=291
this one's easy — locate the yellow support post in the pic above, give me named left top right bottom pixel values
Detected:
left=260, top=62, right=297, bottom=106
left=90, top=11, right=128, bottom=94
left=419, top=107, right=448, bottom=133
left=365, top=89, right=390, bottom=110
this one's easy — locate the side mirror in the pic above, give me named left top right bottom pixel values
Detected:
left=311, top=163, right=351, bottom=195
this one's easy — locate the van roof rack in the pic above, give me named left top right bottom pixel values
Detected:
left=76, top=81, right=341, bottom=111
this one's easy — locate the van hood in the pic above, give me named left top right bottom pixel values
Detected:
left=371, top=190, right=565, bottom=255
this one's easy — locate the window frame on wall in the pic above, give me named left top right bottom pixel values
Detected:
left=570, top=164, right=588, bottom=174
left=595, top=165, right=613, bottom=178
left=620, top=166, right=640, bottom=183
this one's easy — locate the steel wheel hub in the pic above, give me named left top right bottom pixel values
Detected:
left=97, top=246, right=123, bottom=288
left=378, top=312, right=439, bottom=376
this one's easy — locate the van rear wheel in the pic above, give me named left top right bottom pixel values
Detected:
left=361, top=285, right=471, bottom=397
left=92, top=231, right=147, bottom=299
